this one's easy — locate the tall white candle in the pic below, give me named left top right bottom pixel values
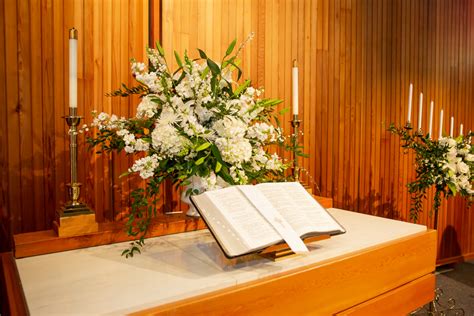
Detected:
left=460, top=124, right=463, bottom=136
left=439, top=109, right=444, bottom=139
left=69, top=28, right=78, bottom=109
left=428, top=101, right=434, bottom=138
left=417, top=92, right=423, bottom=130
left=407, top=83, right=413, bottom=123
left=292, top=60, right=299, bottom=115
left=450, top=116, right=454, bottom=137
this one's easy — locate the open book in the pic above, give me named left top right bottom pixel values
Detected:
left=190, top=182, right=346, bottom=258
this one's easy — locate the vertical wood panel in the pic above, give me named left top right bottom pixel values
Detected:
left=0, top=0, right=149, bottom=239
left=1, top=0, right=473, bottom=264
left=157, top=0, right=474, bottom=262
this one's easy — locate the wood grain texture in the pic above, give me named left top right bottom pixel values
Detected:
left=1, top=0, right=473, bottom=266
left=336, top=274, right=435, bottom=316
left=0, top=0, right=149, bottom=234
left=131, top=230, right=436, bottom=315
left=0, top=252, right=29, bottom=316
left=157, top=0, right=474, bottom=264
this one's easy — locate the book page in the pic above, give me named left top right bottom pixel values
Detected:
left=256, top=182, right=345, bottom=236
left=238, top=186, right=309, bottom=254
left=191, top=194, right=250, bottom=257
left=204, top=186, right=282, bottom=251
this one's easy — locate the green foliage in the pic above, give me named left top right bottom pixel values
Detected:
left=388, top=124, right=474, bottom=223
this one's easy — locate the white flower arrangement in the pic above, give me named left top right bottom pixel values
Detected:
left=389, top=125, right=473, bottom=223
left=87, top=38, right=291, bottom=257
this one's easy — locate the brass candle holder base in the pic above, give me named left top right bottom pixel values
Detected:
left=54, top=183, right=98, bottom=237
left=53, top=211, right=98, bottom=237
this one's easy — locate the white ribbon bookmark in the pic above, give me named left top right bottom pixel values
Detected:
left=238, top=186, right=309, bottom=254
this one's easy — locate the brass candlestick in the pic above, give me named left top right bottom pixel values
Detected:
left=291, top=114, right=301, bottom=181
left=62, top=108, right=91, bottom=214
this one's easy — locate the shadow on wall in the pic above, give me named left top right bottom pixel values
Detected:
left=340, top=186, right=401, bottom=220
left=439, top=225, right=461, bottom=260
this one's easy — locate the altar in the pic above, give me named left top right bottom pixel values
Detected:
left=15, top=208, right=436, bottom=315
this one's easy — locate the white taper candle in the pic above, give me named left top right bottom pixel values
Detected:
left=69, top=28, right=78, bottom=109
left=428, top=101, right=434, bottom=138
left=417, top=92, right=423, bottom=130
left=292, top=60, right=299, bottom=115
left=439, top=109, right=444, bottom=139
left=407, top=83, right=413, bottom=123
left=460, top=124, right=463, bottom=136
left=450, top=116, right=454, bottom=137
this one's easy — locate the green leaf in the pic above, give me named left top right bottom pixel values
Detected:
left=234, top=79, right=251, bottom=96
left=447, top=182, right=457, bottom=196
left=207, top=59, right=221, bottom=75
left=225, top=39, right=237, bottom=56
left=119, top=171, right=131, bottom=178
left=279, top=107, right=290, bottom=115
left=195, top=156, right=206, bottom=165
left=196, top=142, right=211, bottom=152
left=174, top=51, right=183, bottom=67
left=200, top=67, right=210, bottom=79
left=210, top=144, right=224, bottom=164
left=155, top=41, right=165, bottom=56
left=197, top=49, right=207, bottom=59
left=215, top=161, right=222, bottom=173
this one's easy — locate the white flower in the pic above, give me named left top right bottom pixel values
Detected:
left=466, top=154, right=474, bottom=162
left=457, top=161, right=470, bottom=174
left=136, top=95, right=158, bottom=118
left=135, top=72, right=161, bottom=93
left=266, top=153, right=284, bottom=170
left=116, top=129, right=129, bottom=137
left=247, top=123, right=277, bottom=143
left=439, top=137, right=457, bottom=147
left=229, top=166, right=248, bottom=184
left=124, top=145, right=135, bottom=154
left=131, top=62, right=146, bottom=75
left=151, top=123, right=190, bottom=157
left=212, top=116, right=247, bottom=138
left=123, top=133, right=136, bottom=145
left=129, top=155, right=160, bottom=179
left=134, top=139, right=150, bottom=152
left=158, top=107, right=180, bottom=125
left=215, top=137, right=252, bottom=165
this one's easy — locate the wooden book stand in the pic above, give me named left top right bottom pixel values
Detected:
left=259, top=234, right=331, bottom=261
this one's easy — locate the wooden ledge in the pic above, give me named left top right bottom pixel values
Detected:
left=14, top=214, right=207, bottom=258
left=13, top=196, right=332, bottom=259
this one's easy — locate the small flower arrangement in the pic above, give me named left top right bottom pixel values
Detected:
left=389, top=125, right=473, bottom=223
left=88, top=38, right=292, bottom=257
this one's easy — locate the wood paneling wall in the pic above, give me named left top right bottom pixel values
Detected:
left=158, top=0, right=474, bottom=262
left=0, top=0, right=148, bottom=239
left=1, top=0, right=473, bottom=263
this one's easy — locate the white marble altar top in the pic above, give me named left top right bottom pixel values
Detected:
left=16, top=209, right=427, bottom=315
